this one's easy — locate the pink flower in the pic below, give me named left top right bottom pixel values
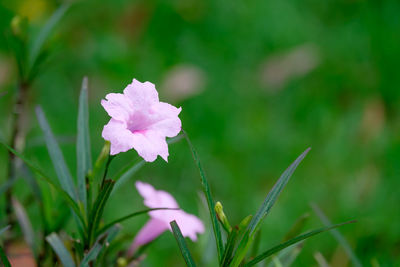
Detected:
left=101, top=79, right=182, bottom=162
left=129, top=181, right=204, bottom=253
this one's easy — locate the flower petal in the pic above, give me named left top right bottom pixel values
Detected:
left=149, top=102, right=182, bottom=137
left=102, top=119, right=135, bottom=155
left=169, top=211, right=205, bottom=241
left=124, top=79, right=159, bottom=109
left=131, top=130, right=169, bottom=162
left=129, top=218, right=168, bottom=254
left=136, top=181, right=179, bottom=210
left=101, top=93, right=133, bottom=122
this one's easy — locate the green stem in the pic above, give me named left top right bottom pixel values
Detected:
left=100, top=155, right=114, bottom=190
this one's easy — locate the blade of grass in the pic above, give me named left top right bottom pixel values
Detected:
left=0, top=141, right=86, bottom=230
left=0, top=246, right=11, bottom=267
left=231, top=148, right=311, bottom=267
left=77, top=77, right=92, bottom=211
left=36, top=106, right=78, bottom=201
left=88, top=180, right=115, bottom=246
left=28, top=3, right=71, bottom=71
left=79, top=243, right=102, bottom=267
left=12, top=198, right=37, bottom=257
left=46, top=233, right=76, bottom=267
left=183, top=132, right=224, bottom=262
left=248, top=148, right=311, bottom=235
left=311, top=204, right=362, bottom=267
left=221, top=227, right=239, bottom=266
left=170, top=220, right=197, bottom=267
left=96, top=207, right=179, bottom=236
left=244, top=220, right=356, bottom=266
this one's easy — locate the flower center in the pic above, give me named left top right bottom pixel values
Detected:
left=127, top=112, right=153, bottom=134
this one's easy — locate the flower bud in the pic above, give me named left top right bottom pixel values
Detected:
left=215, top=201, right=232, bottom=233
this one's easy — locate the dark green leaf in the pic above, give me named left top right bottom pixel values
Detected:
left=183, top=132, right=224, bottom=262
left=244, top=220, right=356, bottom=266
left=36, top=106, right=78, bottom=201
left=77, top=77, right=92, bottom=211
left=0, top=246, right=11, bottom=267
left=221, top=227, right=239, bottom=266
left=28, top=3, right=71, bottom=71
left=170, top=220, right=197, bottom=267
left=311, top=204, right=362, bottom=267
left=232, top=148, right=310, bottom=266
left=0, top=141, right=86, bottom=230
left=88, top=180, right=115, bottom=245
left=46, top=233, right=76, bottom=267
left=97, top=207, right=178, bottom=236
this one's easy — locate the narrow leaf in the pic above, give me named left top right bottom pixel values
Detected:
left=46, top=233, right=76, bottom=267
left=311, top=204, right=362, bottom=267
left=0, top=141, right=86, bottom=229
left=88, top=180, right=115, bottom=245
left=232, top=148, right=310, bottom=267
left=79, top=243, right=102, bottom=267
left=248, top=148, right=311, bottom=235
left=0, top=246, right=11, bottom=267
left=36, top=106, right=78, bottom=201
left=77, top=76, right=92, bottom=211
left=244, top=220, right=356, bottom=266
left=184, top=132, right=224, bottom=262
left=112, top=159, right=145, bottom=195
left=28, top=3, right=71, bottom=70
left=12, top=198, right=37, bottom=256
left=170, top=220, right=197, bottom=267
left=221, top=227, right=239, bottom=266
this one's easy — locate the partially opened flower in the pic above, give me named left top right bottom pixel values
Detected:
left=101, top=79, right=182, bottom=162
left=129, top=181, right=204, bottom=253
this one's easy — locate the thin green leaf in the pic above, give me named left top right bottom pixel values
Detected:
left=80, top=243, right=102, bottom=267
left=183, top=132, right=224, bottom=262
left=170, top=220, right=197, bottom=267
left=97, top=208, right=178, bottom=236
left=77, top=77, right=92, bottom=211
left=0, top=246, right=11, bottom=267
left=0, top=225, right=10, bottom=236
left=36, top=106, right=78, bottom=201
left=244, top=220, right=356, bottom=266
left=88, top=180, right=115, bottom=246
left=112, top=159, right=145, bottom=195
left=46, top=233, right=76, bottom=267
left=0, top=141, right=86, bottom=230
left=283, top=213, right=310, bottom=241
left=232, top=148, right=311, bottom=267
left=28, top=3, right=71, bottom=70
left=248, top=148, right=311, bottom=235
left=12, top=198, right=37, bottom=256
left=221, top=227, right=239, bottom=266
left=311, top=204, right=362, bottom=267
left=267, top=243, right=303, bottom=267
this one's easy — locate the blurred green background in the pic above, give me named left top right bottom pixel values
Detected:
left=1, top=0, right=400, bottom=265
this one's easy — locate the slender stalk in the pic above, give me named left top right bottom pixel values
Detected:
left=100, top=155, right=114, bottom=190
left=5, top=81, right=29, bottom=225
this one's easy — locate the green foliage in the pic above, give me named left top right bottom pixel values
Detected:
left=171, top=220, right=197, bottom=267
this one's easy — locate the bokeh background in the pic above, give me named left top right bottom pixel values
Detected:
left=1, top=0, right=400, bottom=265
